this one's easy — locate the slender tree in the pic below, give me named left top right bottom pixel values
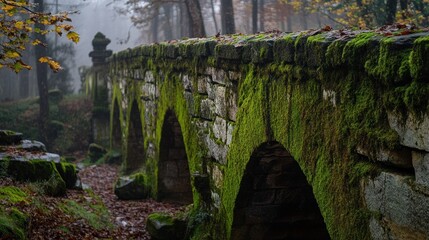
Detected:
left=220, top=0, right=235, bottom=34
left=185, top=0, right=206, bottom=37
left=34, top=0, right=49, bottom=144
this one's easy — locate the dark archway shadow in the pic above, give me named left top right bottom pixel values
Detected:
left=231, top=141, right=330, bottom=240
left=158, top=110, right=193, bottom=204
left=125, top=101, right=144, bottom=173
left=111, top=100, right=122, bottom=151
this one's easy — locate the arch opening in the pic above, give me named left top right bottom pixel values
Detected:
left=231, top=142, right=330, bottom=240
left=125, top=101, right=144, bottom=173
left=158, top=110, right=193, bottom=204
left=111, top=101, right=122, bottom=151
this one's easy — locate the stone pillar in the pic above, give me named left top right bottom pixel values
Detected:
left=87, top=32, right=113, bottom=147
left=89, top=32, right=113, bottom=66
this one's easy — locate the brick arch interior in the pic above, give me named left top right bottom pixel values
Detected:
left=125, top=101, right=144, bottom=173
left=158, top=110, right=193, bottom=204
left=231, top=141, right=330, bottom=240
left=112, top=100, right=122, bottom=151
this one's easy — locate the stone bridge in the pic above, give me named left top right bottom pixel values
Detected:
left=85, top=31, right=429, bottom=239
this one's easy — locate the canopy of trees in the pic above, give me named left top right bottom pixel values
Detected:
left=0, top=0, right=79, bottom=73
left=113, top=0, right=429, bottom=43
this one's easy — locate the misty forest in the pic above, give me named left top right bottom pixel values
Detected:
left=0, top=0, right=429, bottom=239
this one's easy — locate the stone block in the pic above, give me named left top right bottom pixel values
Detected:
left=213, top=117, right=227, bottom=143
left=197, top=76, right=209, bottom=94
left=226, top=123, right=234, bottom=146
left=214, top=86, right=227, bottom=118
left=250, top=40, right=274, bottom=64
left=215, top=44, right=242, bottom=60
left=412, top=151, right=429, bottom=188
left=200, top=98, right=215, bottom=120
left=273, top=36, right=296, bottom=63
left=228, top=71, right=241, bottom=81
left=356, top=145, right=413, bottom=169
left=227, top=86, right=238, bottom=121
left=211, top=68, right=228, bottom=85
left=363, top=171, right=429, bottom=238
left=205, top=136, right=227, bottom=164
left=207, top=82, right=216, bottom=100
left=182, top=74, right=193, bottom=91
left=388, top=111, right=429, bottom=152
left=144, top=71, right=155, bottom=83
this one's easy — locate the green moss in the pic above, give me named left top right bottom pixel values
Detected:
left=342, top=32, right=378, bottom=68
left=59, top=198, right=113, bottom=230
left=409, top=35, right=429, bottom=81
left=0, top=186, right=28, bottom=204
left=0, top=208, right=28, bottom=240
left=55, top=162, right=77, bottom=189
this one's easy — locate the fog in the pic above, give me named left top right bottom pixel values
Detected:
left=60, top=0, right=142, bottom=91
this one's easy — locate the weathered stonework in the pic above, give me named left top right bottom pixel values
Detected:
left=85, top=30, right=429, bottom=240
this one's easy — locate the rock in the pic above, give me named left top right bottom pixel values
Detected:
left=19, top=140, right=46, bottom=152
left=55, top=162, right=77, bottom=189
left=387, top=112, right=429, bottom=152
left=5, top=159, right=67, bottom=196
left=88, top=143, right=107, bottom=162
left=114, top=173, right=147, bottom=200
left=48, top=89, right=63, bottom=103
left=103, top=150, right=122, bottom=164
left=0, top=130, right=23, bottom=145
left=146, top=213, right=187, bottom=240
left=412, top=151, right=429, bottom=188
left=356, top=145, right=412, bottom=168
left=363, top=171, right=429, bottom=238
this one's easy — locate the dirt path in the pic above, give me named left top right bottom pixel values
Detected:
left=78, top=164, right=185, bottom=239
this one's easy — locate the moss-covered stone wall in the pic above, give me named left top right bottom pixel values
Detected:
left=87, top=29, right=429, bottom=239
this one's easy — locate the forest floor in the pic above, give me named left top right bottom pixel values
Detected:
left=0, top=162, right=185, bottom=239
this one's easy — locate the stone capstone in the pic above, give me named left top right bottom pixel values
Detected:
left=146, top=213, right=187, bottom=240
left=114, top=173, right=147, bottom=200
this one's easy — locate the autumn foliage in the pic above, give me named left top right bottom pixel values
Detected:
left=0, top=0, right=79, bottom=73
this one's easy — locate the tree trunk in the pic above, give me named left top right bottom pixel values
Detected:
left=252, top=0, right=258, bottom=33
left=34, top=0, right=49, bottom=145
left=301, top=2, right=308, bottom=30
left=210, top=0, right=219, bottom=33
left=259, top=0, right=265, bottom=31
left=163, top=4, right=174, bottom=41
left=185, top=0, right=205, bottom=37
left=385, top=0, right=398, bottom=24
left=286, top=1, right=292, bottom=32
left=220, top=0, right=235, bottom=34
left=152, top=5, right=159, bottom=42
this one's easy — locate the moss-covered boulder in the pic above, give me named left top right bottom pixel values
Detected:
left=146, top=213, right=187, bottom=240
left=88, top=143, right=107, bottom=162
left=55, top=162, right=77, bottom=189
left=114, top=173, right=147, bottom=200
left=6, top=159, right=67, bottom=196
left=0, top=130, right=23, bottom=145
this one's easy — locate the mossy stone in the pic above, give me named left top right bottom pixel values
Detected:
left=114, top=173, right=148, bottom=200
left=146, top=213, right=187, bottom=240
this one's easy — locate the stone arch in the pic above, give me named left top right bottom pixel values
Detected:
left=231, top=141, right=330, bottom=240
left=158, top=110, right=193, bottom=204
left=111, top=100, right=122, bottom=151
left=125, top=101, right=144, bottom=173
